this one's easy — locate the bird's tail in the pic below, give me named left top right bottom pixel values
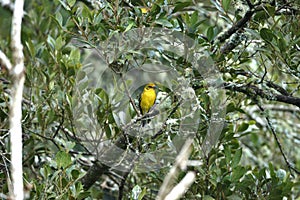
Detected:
left=141, top=113, right=151, bottom=126
left=141, top=107, right=159, bottom=127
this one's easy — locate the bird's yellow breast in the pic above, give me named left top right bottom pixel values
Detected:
left=140, top=87, right=156, bottom=115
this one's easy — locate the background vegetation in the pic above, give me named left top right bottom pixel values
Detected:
left=1, top=0, right=300, bottom=199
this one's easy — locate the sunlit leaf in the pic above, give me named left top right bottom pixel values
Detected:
left=222, top=0, right=231, bottom=12
left=56, top=151, right=72, bottom=169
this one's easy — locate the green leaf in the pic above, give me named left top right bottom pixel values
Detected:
left=222, top=0, right=231, bottom=12
left=46, top=109, right=56, bottom=124
left=47, top=35, right=55, bottom=50
left=40, top=165, right=51, bottom=179
left=232, top=148, right=242, bottom=168
left=231, top=166, right=246, bottom=182
left=277, top=37, right=286, bottom=52
left=206, top=27, right=214, bottom=41
left=203, top=195, right=215, bottom=200
left=227, top=194, right=242, bottom=200
left=248, top=120, right=256, bottom=125
left=81, top=4, right=91, bottom=19
left=138, top=187, right=147, bottom=200
left=269, top=162, right=276, bottom=179
left=190, top=11, right=198, bottom=25
left=155, top=19, right=173, bottom=28
left=173, top=1, right=193, bottom=13
left=77, top=192, right=91, bottom=200
left=253, top=11, right=269, bottom=22
left=25, top=40, right=35, bottom=57
left=71, top=169, right=80, bottom=180
left=266, top=4, right=276, bottom=17
left=59, top=0, right=71, bottom=11
left=226, top=102, right=235, bottom=113
left=104, top=124, right=112, bottom=139
left=260, top=28, right=275, bottom=42
left=55, top=12, right=63, bottom=27
left=56, top=151, right=72, bottom=169
left=55, top=36, right=65, bottom=50
left=237, top=122, right=249, bottom=132
left=124, top=21, right=135, bottom=33
left=224, top=145, right=231, bottom=165
left=65, top=141, right=76, bottom=152
left=70, top=48, right=80, bottom=62
left=67, top=0, right=76, bottom=7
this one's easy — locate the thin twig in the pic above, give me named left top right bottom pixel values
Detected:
left=258, top=53, right=267, bottom=84
left=120, top=75, right=141, bottom=116
left=52, top=110, right=64, bottom=138
left=121, top=104, right=160, bottom=131
left=151, top=100, right=182, bottom=139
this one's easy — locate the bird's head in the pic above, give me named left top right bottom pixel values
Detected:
left=144, top=83, right=157, bottom=91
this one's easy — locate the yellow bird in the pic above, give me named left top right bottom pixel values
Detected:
left=139, top=83, right=157, bottom=126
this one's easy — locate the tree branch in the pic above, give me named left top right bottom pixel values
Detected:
left=0, top=0, right=14, bottom=12
left=81, top=134, right=131, bottom=189
left=8, top=0, right=25, bottom=199
left=0, top=50, right=12, bottom=70
left=266, top=81, right=290, bottom=96
left=224, top=82, right=300, bottom=108
left=81, top=161, right=109, bottom=190
left=156, top=138, right=194, bottom=200
left=164, top=171, right=196, bottom=200
left=216, top=3, right=274, bottom=54
left=216, top=10, right=254, bottom=44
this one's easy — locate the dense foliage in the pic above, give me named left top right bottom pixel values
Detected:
left=1, top=0, right=300, bottom=199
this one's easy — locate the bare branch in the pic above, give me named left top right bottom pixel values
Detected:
left=266, top=81, right=290, bottom=96
left=8, top=0, right=25, bottom=199
left=164, top=171, right=196, bottom=200
left=0, top=0, right=14, bottom=12
left=156, top=138, right=194, bottom=200
left=11, top=0, right=24, bottom=75
left=0, top=193, right=8, bottom=199
left=0, top=50, right=12, bottom=70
